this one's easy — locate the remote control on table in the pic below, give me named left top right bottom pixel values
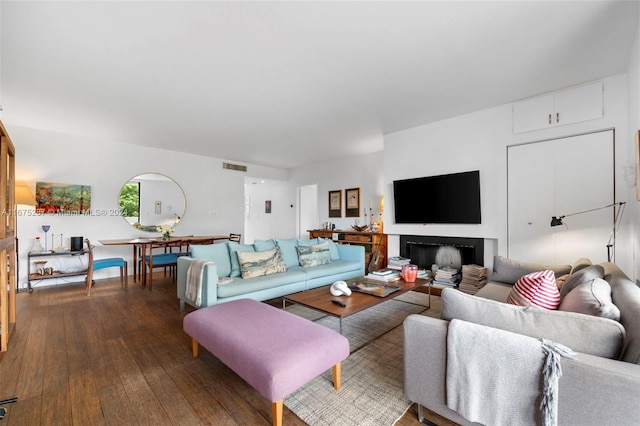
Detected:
left=331, top=299, right=346, bottom=307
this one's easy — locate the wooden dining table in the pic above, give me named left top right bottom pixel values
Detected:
left=98, top=235, right=230, bottom=289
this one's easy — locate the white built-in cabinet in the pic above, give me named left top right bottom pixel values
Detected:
left=513, top=81, right=603, bottom=133
left=507, top=130, right=614, bottom=265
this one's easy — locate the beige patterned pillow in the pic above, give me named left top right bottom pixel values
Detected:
left=237, top=247, right=286, bottom=279
left=296, top=241, right=332, bottom=267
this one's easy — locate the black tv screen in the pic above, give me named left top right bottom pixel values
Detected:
left=393, top=170, right=481, bottom=224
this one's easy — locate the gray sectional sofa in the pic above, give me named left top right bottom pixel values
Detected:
left=404, top=257, right=640, bottom=425
left=177, top=237, right=364, bottom=311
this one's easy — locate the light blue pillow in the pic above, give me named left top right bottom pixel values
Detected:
left=228, top=241, right=256, bottom=277
left=254, top=238, right=276, bottom=251
left=190, top=243, right=232, bottom=278
left=318, top=237, right=340, bottom=260
left=275, top=238, right=300, bottom=268
left=297, top=238, right=320, bottom=247
left=296, top=241, right=333, bottom=267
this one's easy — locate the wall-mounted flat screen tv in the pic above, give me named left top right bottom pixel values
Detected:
left=393, top=170, right=481, bottom=224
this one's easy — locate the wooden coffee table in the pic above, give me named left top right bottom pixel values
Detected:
left=284, top=277, right=431, bottom=334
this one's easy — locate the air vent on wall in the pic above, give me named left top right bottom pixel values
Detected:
left=222, top=162, right=247, bottom=172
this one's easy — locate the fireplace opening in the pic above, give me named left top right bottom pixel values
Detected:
left=399, top=235, right=484, bottom=270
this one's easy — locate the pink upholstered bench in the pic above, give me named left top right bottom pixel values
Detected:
left=183, top=298, right=350, bottom=426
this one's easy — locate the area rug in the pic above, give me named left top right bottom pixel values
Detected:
left=284, top=291, right=433, bottom=426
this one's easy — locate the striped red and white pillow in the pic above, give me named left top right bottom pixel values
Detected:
left=507, top=269, right=560, bottom=310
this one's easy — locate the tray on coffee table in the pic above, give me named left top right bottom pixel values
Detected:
left=283, top=277, right=430, bottom=334
left=347, top=280, right=401, bottom=297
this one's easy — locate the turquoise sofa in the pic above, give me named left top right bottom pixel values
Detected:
left=176, top=237, right=365, bottom=311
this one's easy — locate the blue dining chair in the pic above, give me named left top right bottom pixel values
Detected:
left=94, top=258, right=128, bottom=290
left=143, top=237, right=190, bottom=290
left=86, top=239, right=128, bottom=294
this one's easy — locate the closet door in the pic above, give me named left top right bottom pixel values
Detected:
left=508, top=130, right=614, bottom=265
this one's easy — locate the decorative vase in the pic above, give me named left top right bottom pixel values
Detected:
left=401, top=264, right=419, bottom=283
left=31, top=237, right=45, bottom=253
left=162, top=232, right=171, bottom=241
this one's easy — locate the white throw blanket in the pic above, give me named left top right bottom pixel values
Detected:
left=446, top=319, right=574, bottom=426
left=185, top=259, right=213, bottom=307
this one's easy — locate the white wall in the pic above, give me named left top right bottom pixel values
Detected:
left=381, top=104, right=510, bottom=268
left=12, top=125, right=290, bottom=288
left=10, top=74, right=637, bottom=288
left=381, top=74, right=632, bottom=275
left=298, top=184, right=317, bottom=239
left=627, top=13, right=640, bottom=284
left=243, top=176, right=296, bottom=243
left=288, top=150, right=385, bottom=233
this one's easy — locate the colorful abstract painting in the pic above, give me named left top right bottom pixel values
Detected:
left=35, top=182, right=91, bottom=214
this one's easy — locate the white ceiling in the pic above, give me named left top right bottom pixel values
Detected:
left=1, top=1, right=638, bottom=169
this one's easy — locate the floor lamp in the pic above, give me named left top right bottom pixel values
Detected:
left=550, top=201, right=626, bottom=262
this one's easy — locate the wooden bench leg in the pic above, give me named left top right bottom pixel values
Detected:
left=191, top=338, right=199, bottom=357
left=272, top=400, right=283, bottom=426
left=332, top=362, right=341, bottom=390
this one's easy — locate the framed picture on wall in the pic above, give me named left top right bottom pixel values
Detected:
left=328, top=190, right=341, bottom=217
left=345, top=187, right=360, bottom=217
left=35, top=182, right=91, bottom=214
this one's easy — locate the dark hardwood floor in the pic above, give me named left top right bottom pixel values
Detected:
left=0, top=274, right=456, bottom=425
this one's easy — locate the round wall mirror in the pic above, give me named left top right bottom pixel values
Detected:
left=118, top=173, right=186, bottom=232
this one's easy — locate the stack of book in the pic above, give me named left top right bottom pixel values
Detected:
left=366, top=268, right=402, bottom=282
left=459, top=264, right=488, bottom=294
left=433, top=266, right=461, bottom=288
left=417, top=268, right=430, bottom=279
left=388, top=256, right=411, bottom=270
